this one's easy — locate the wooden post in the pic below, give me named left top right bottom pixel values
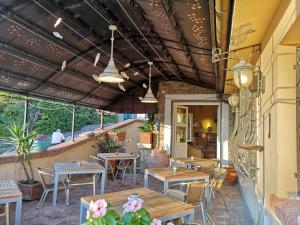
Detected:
left=296, top=47, right=300, bottom=191
left=71, top=105, right=75, bottom=142
left=100, top=111, right=104, bottom=129
left=23, top=98, right=28, bottom=128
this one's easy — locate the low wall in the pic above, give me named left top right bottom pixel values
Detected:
left=0, top=119, right=143, bottom=183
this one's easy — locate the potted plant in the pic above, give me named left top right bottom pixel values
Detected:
left=138, top=119, right=154, bottom=145
left=0, top=122, right=43, bottom=200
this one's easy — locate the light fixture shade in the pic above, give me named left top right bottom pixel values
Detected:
left=228, top=93, right=239, bottom=107
left=232, top=60, right=254, bottom=89
left=140, top=87, right=158, bottom=103
left=140, top=61, right=158, bottom=103
left=98, top=57, right=124, bottom=83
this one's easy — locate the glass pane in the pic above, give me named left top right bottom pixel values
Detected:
left=176, top=107, right=186, bottom=124
left=176, top=126, right=186, bottom=143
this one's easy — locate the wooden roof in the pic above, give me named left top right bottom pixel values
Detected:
left=0, top=0, right=232, bottom=113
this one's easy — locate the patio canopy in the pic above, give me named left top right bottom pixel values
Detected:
left=0, top=0, right=232, bottom=113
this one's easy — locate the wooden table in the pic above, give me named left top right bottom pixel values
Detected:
left=170, top=157, right=219, bottom=169
left=144, top=167, right=209, bottom=192
left=79, top=188, right=194, bottom=224
left=0, top=179, right=22, bottom=225
left=52, top=162, right=105, bottom=208
left=97, top=153, right=139, bottom=185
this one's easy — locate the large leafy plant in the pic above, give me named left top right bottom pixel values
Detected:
left=137, top=120, right=154, bottom=133
left=0, top=122, right=37, bottom=184
left=83, top=198, right=160, bottom=225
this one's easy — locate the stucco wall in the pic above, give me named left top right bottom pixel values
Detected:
left=236, top=1, right=299, bottom=222
left=0, top=119, right=143, bottom=183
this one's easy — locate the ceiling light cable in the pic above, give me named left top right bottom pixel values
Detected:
left=115, top=0, right=178, bottom=77
left=32, top=0, right=148, bottom=81
left=83, top=0, right=166, bottom=79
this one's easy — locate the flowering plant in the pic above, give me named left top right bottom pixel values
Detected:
left=83, top=197, right=164, bottom=225
left=34, top=135, right=48, bottom=141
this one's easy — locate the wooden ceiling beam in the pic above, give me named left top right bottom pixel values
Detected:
left=0, top=68, right=111, bottom=103
left=0, top=7, right=139, bottom=88
left=162, top=0, right=201, bottom=83
left=0, top=41, right=124, bottom=95
left=84, top=0, right=170, bottom=81
left=36, top=0, right=150, bottom=81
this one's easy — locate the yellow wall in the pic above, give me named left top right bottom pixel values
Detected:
left=255, top=0, right=298, bottom=210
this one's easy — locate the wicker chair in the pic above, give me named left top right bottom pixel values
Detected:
left=90, top=155, right=115, bottom=180
left=114, top=159, right=133, bottom=182
left=35, top=167, right=67, bottom=215
left=209, top=168, right=228, bottom=212
left=165, top=181, right=207, bottom=224
left=0, top=203, right=9, bottom=225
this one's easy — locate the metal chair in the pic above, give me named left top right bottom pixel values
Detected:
left=209, top=168, right=228, bottom=212
left=165, top=181, right=207, bottom=225
left=0, top=203, right=9, bottom=225
left=35, top=167, right=67, bottom=215
left=114, top=159, right=133, bottom=182
left=90, top=155, right=115, bottom=180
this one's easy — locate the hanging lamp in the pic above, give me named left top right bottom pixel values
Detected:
left=140, top=62, right=158, bottom=103
left=97, top=25, right=124, bottom=83
left=232, top=60, right=254, bottom=89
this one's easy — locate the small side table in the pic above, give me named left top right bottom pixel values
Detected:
left=0, top=179, right=22, bottom=225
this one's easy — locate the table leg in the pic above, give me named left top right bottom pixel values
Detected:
left=15, top=197, right=22, bottom=225
left=100, top=171, right=105, bottom=194
left=204, top=178, right=209, bottom=225
left=133, top=158, right=136, bottom=185
left=164, top=181, right=169, bottom=193
left=104, top=159, right=108, bottom=181
left=144, top=172, right=148, bottom=188
left=183, top=211, right=194, bottom=223
left=79, top=203, right=87, bottom=224
left=93, top=174, right=96, bottom=195
left=52, top=173, right=59, bottom=208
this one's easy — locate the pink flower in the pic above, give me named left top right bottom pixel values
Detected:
left=123, top=198, right=143, bottom=213
left=151, top=218, right=162, bottom=225
left=88, top=199, right=107, bottom=218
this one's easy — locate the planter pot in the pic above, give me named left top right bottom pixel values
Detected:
left=224, top=167, right=238, bottom=185
left=147, top=150, right=169, bottom=168
left=33, top=139, right=51, bottom=152
left=139, top=133, right=153, bottom=144
left=18, top=182, right=43, bottom=200
left=117, top=132, right=126, bottom=142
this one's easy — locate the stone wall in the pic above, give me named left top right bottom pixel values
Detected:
left=154, top=81, right=215, bottom=150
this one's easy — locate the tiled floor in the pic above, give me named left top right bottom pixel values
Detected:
left=0, top=174, right=253, bottom=225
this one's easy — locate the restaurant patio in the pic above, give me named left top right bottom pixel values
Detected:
left=0, top=0, right=300, bottom=225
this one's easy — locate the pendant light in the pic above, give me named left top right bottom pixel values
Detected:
left=232, top=60, right=254, bottom=89
left=140, top=62, right=158, bottom=103
left=96, top=25, right=124, bottom=83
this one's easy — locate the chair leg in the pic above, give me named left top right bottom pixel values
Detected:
left=219, top=190, right=229, bottom=212
left=121, top=169, right=126, bottom=182
left=114, top=169, right=119, bottom=182
left=36, top=190, right=46, bottom=209
left=5, top=203, right=9, bottom=225
left=36, top=190, right=50, bottom=215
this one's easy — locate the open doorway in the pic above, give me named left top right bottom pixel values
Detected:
left=172, top=104, right=218, bottom=159
left=188, top=105, right=218, bottom=159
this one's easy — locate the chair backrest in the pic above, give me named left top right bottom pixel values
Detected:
left=186, top=182, right=206, bottom=204
left=36, top=167, right=54, bottom=189
left=211, top=168, right=227, bottom=189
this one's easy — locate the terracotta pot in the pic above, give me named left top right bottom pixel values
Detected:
left=117, top=132, right=126, bottom=142
left=224, top=167, right=238, bottom=185
left=18, top=182, right=43, bottom=200
left=147, top=150, right=169, bottom=168
left=140, top=132, right=153, bottom=144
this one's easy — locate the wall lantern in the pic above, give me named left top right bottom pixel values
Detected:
left=140, top=62, right=158, bottom=103
left=232, top=60, right=254, bottom=89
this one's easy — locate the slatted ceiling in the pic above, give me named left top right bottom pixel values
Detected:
left=0, top=74, right=37, bottom=90
left=173, top=0, right=211, bottom=48
left=51, top=75, right=93, bottom=93
left=0, top=0, right=233, bottom=111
